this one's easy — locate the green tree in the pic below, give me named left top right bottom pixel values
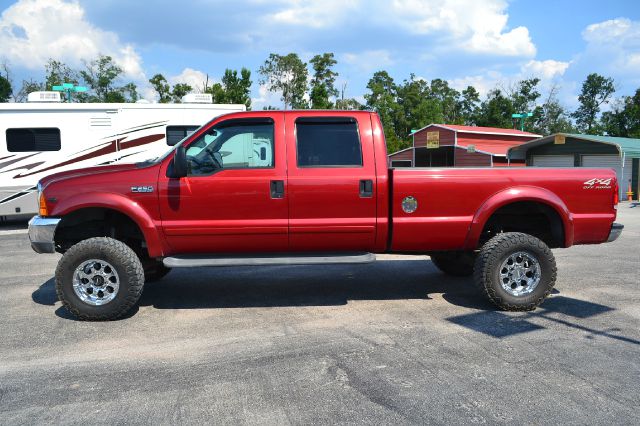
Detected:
left=149, top=73, right=172, bottom=103
left=395, top=75, right=441, bottom=137
left=601, top=88, right=640, bottom=138
left=476, top=89, right=515, bottom=128
left=259, top=53, right=308, bottom=109
left=510, top=78, right=541, bottom=114
left=460, top=86, right=480, bottom=125
left=80, top=55, right=137, bottom=103
left=44, top=59, right=79, bottom=99
left=532, top=85, right=574, bottom=135
left=221, top=68, right=252, bottom=109
left=171, top=83, right=193, bottom=103
left=571, top=73, right=615, bottom=134
left=429, top=78, right=462, bottom=123
left=365, top=71, right=404, bottom=152
left=309, top=53, right=338, bottom=109
left=0, top=67, right=11, bottom=102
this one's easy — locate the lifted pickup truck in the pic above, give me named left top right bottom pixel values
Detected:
left=29, top=110, right=623, bottom=320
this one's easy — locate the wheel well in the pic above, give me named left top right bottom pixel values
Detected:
left=479, top=201, right=565, bottom=248
left=54, top=208, right=148, bottom=258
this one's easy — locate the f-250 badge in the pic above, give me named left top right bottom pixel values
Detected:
left=131, top=186, right=154, bottom=193
left=583, top=178, right=612, bottom=189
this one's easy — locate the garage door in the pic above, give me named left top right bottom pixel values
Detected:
left=581, top=155, right=630, bottom=199
left=531, top=155, right=574, bottom=167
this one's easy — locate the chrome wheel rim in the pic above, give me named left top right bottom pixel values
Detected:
left=72, top=259, right=120, bottom=306
left=499, top=251, right=541, bottom=297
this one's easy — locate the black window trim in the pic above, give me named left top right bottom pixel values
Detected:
left=6, top=127, right=62, bottom=153
left=184, top=117, right=276, bottom=178
left=294, top=116, right=363, bottom=169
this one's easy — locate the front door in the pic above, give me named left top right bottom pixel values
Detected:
left=158, top=114, right=288, bottom=253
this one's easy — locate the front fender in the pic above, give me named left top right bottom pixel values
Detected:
left=50, top=192, right=166, bottom=257
left=464, top=186, right=574, bottom=250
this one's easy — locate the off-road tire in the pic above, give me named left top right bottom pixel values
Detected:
left=55, top=237, right=144, bottom=320
left=474, top=232, right=556, bottom=311
left=430, top=251, right=477, bottom=276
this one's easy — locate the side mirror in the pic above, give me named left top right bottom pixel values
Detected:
left=171, top=145, right=188, bottom=178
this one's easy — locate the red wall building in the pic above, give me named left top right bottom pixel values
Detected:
left=389, top=124, right=540, bottom=167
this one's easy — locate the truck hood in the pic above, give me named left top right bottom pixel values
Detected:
left=39, top=163, right=144, bottom=188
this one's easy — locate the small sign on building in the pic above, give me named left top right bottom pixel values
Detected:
left=426, top=131, right=440, bottom=149
left=467, top=145, right=476, bottom=153
left=554, top=134, right=566, bottom=145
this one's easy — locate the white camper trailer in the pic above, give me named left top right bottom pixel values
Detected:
left=0, top=93, right=246, bottom=218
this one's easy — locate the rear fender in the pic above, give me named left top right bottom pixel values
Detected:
left=464, top=186, right=574, bottom=250
left=50, top=192, right=166, bottom=257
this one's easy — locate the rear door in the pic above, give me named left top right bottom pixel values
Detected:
left=284, top=114, right=377, bottom=252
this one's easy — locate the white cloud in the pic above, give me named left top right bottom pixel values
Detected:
left=0, top=0, right=145, bottom=80
left=581, top=18, right=640, bottom=75
left=268, top=0, right=359, bottom=28
left=449, top=71, right=505, bottom=97
left=251, top=83, right=283, bottom=110
left=389, top=0, right=535, bottom=57
left=263, top=0, right=535, bottom=57
left=342, top=50, right=393, bottom=73
left=169, top=68, right=210, bottom=93
left=521, top=59, right=570, bottom=80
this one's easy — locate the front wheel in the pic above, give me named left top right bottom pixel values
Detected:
left=473, top=232, right=556, bottom=311
left=55, top=237, right=145, bottom=320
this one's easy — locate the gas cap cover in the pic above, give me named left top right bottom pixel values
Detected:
left=402, top=196, right=418, bottom=213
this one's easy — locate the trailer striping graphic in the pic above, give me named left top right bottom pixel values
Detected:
left=13, top=141, right=118, bottom=178
left=0, top=153, right=39, bottom=170
left=0, top=186, right=37, bottom=204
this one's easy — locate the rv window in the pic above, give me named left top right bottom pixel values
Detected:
left=6, top=128, right=61, bottom=152
left=166, top=125, right=199, bottom=146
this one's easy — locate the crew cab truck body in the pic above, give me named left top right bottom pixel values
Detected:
left=28, top=110, right=623, bottom=320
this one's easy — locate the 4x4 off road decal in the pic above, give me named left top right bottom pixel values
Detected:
left=583, top=178, right=612, bottom=189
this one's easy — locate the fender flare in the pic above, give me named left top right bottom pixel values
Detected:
left=51, top=192, right=166, bottom=257
left=464, top=186, right=574, bottom=250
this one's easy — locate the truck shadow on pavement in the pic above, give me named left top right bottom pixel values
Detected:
left=30, top=259, right=640, bottom=345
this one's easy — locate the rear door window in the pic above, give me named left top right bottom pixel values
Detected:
left=295, top=118, right=362, bottom=167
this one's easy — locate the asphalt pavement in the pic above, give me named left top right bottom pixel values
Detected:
left=0, top=206, right=639, bottom=425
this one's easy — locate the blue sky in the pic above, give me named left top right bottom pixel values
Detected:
left=1, top=0, right=639, bottom=110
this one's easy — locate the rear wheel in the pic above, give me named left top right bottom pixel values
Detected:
left=474, top=232, right=556, bottom=311
left=430, top=251, right=476, bottom=277
left=55, top=237, right=144, bottom=320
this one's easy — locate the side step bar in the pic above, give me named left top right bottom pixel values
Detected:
left=163, top=252, right=376, bottom=268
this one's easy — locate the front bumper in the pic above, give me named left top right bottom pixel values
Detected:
left=607, top=223, right=624, bottom=243
left=28, top=216, right=61, bottom=253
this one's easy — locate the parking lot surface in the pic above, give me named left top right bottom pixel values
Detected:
left=0, top=206, right=639, bottom=425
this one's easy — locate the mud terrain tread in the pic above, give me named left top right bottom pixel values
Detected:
left=55, top=237, right=144, bottom=321
left=473, top=232, right=557, bottom=311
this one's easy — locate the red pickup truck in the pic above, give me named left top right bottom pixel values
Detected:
left=28, top=110, right=623, bottom=320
